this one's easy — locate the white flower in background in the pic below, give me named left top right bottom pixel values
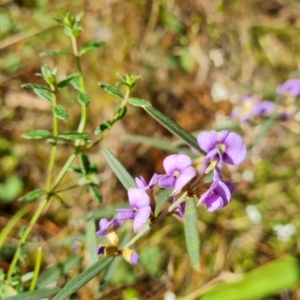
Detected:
left=246, top=205, right=262, bottom=224
left=273, top=224, right=296, bottom=242
left=211, top=81, right=229, bottom=102
left=209, top=48, right=225, bottom=67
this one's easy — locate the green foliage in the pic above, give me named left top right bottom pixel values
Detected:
left=57, top=73, right=81, bottom=89
left=79, top=41, right=105, bottom=56
left=184, top=197, right=200, bottom=271
left=58, top=132, right=90, bottom=141
left=77, top=92, right=90, bottom=106
left=52, top=105, right=68, bottom=121
left=94, top=120, right=112, bottom=134
left=0, top=176, right=23, bottom=203
left=98, top=83, right=124, bottom=99
left=19, top=189, right=46, bottom=202
left=22, top=130, right=52, bottom=139
left=128, top=97, right=151, bottom=107
left=89, top=184, right=103, bottom=203
left=5, top=288, right=60, bottom=300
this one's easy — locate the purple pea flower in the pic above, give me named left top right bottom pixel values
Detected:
left=96, top=218, right=122, bottom=237
left=197, top=168, right=235, bottom=212
left=158, top=154, right=196, bottom=192
left=276, top=79, right=300, bottom=97
left=197, top=130, right=247, bottom=169
left=252, top=100, right=275, bottom=118
left=135, top=174, right=158, bottom=190
left=117, top=188, right=152, bottom=232
left=172, top=196, right=186, bottom=218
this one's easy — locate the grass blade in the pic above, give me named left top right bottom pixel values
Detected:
left=6, top=288, right=60, bottom=300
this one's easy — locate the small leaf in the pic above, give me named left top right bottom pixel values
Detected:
left=184, top=197, right=200, bottom=270
left=40, top=50, right=73, bottom=57
left=80, top=153, right=90, bottom=174
left=94, top=120, right=112, bottom=134
left=57, top=73, right=81, bottom=89
left=33, top=88, right=53, bottom=102
left=52, top=257, right=114, bottom=300
left=22, top=83, right=49, bottom=90
left=99, top=83, right=124, bottom=99
left=113, top=106, right=127, bottom=121
left=102, top=148, right=137, bottom=190
left=79, top=41, right=105, bottom=56
left=144, top=105, right=202, bottom=153
left=23, top=130, right=52, bottom=139
left=89, top=184, right=102, bottom=203
left=77, top=92, right=90, bottom=106
left=58, top=132, right=90, bottom=141
left=71, top=76, right=82, bottom=91
left=19, top=189, right=46, bottom=202
left=5, top=287, right=60, bottom=300
left=128, top=97, right=152, bottom=107
left=53, top=105, right=68, bottom=121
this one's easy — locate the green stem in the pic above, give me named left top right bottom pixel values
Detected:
left=55, top=184, right=79, bottom=193
left=29, top=246, right=42, bottom=291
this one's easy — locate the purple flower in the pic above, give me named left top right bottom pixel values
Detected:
left=173, top=196, right=185, bottom=218
left=252, top=100, right=275, bottom=118
left=96, top=218, right=122, bottom=237
left=197, top=130, right=246, bottom=168
left=117, top=188, right=152, bottom=232
left=135, top=174, right=158, bottom=190
left=276, top=79, right=300, bottom=97
left=231, top=96, right=259, bottom=123
left=197, top=169, right=235, bottom=212
left=158, top=154, right=196, bottom=192
left=122, top=248, right=139, bottom=264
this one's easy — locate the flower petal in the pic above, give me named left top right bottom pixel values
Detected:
left=163, top=154, right=193, bottom=174
left=117, top=209, right=134, bottom=221
left=204, top=194, right=224, bottom=212
left=174, top=167, right=196, bottom=192
left=135, top=176, right=148, bottom=189
left=128, top=188, right=150, bottom=209
left=223, top=132, right=247, bottom=165
left=133, top=206, right=151, bottom=232
left=197, top=131, right=219, bottom=152
left=158, top=175, right=176, bottom=189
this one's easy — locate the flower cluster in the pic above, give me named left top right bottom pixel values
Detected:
left=96, top=130, right=246, bottom=263
left=231, top=78, right=300, bottom=124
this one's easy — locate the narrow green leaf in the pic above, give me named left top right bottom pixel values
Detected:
left=199, top=255, right=300, bottom=300
left=57, top=73, right=81, bottom=89
left=22, top=130, right=52, bottom=139
left=94, top=120, right=112, bottom=134
left=79, top=41, right=105, bottom=56
left=128, top=97, right=152, bottom=107
left=184, top=197, right=200, bottom=270
left=6, top=287, right=60, bottom=300
left=102, top=148, right=137, bottom=189
left=58, top=132, right=90, bottom=140
left=37, top=255, right=81, bottom=288
left=86, top=213, right=98, bottom=265
left=52, top=256, right=114, bottom=300
left=144, top=106, right=202, bottom=153
left=89, top=184, right=103, bottom=203
left=99, top=83, right=124, bottom=99
left=113, top=106, right=127, bottom=121
left=80, top=153, right=90, bottom=174
left=19, top=189, right=46, bottom=202
left=33, top=88, right=53, bottom=102
left=77, top=92, right=90, bottom=106
left=53, top=105, right=68, bottom=121
left=40, top=50, right=73, bottom=57
left=21, top=83, right=49, bottom=90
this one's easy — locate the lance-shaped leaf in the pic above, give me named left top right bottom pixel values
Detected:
left=80, top=153, right=90, bottom=174
left=89, top=184, right=103, bottom=203
left=58, top=132, right=90, bottom=141
left=6, top=287, right=60, bottom=300
left=23, top=130, right=52, bottom=139
left=184, top=197, right=200, bottom=270
left=57, top=73, right=81, bottom=89
left=19, top=189, right=46, bottom=202
left=79, top=41, right=105, bottom=56
left=99, top=83, right=124, bottom=99
left=102, top=148, right=137, bottom=189
left=40, top=50, right=73, bottom=57
left=200, top=255, right=300, bottom=300
left=77, top=92, right=90, bottom=106
left=37, top=255, right=81, bottom=288
left=52, top=256, right=114, bottom=300
left=33, top=88, right=53, bottom=103
left=21, top=83, right=49, bottom=90
left=128, top=97, right=152, bottom=107
left=94, top=120, right=112, bottom=134
left=113, top=106, right=127, bottom=121
left=143, top=106, right=202, bottom=153
left=53, top=105, right=68, bottom=121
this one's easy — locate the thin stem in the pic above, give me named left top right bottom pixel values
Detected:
left=46, top=90, right=58, bottom=191
left=55, top=184, right=79, bottom=193
left=29, top=246, right=42, bottom=291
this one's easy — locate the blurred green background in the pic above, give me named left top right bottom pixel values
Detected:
left=1, top=0, right=300, bottom=299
